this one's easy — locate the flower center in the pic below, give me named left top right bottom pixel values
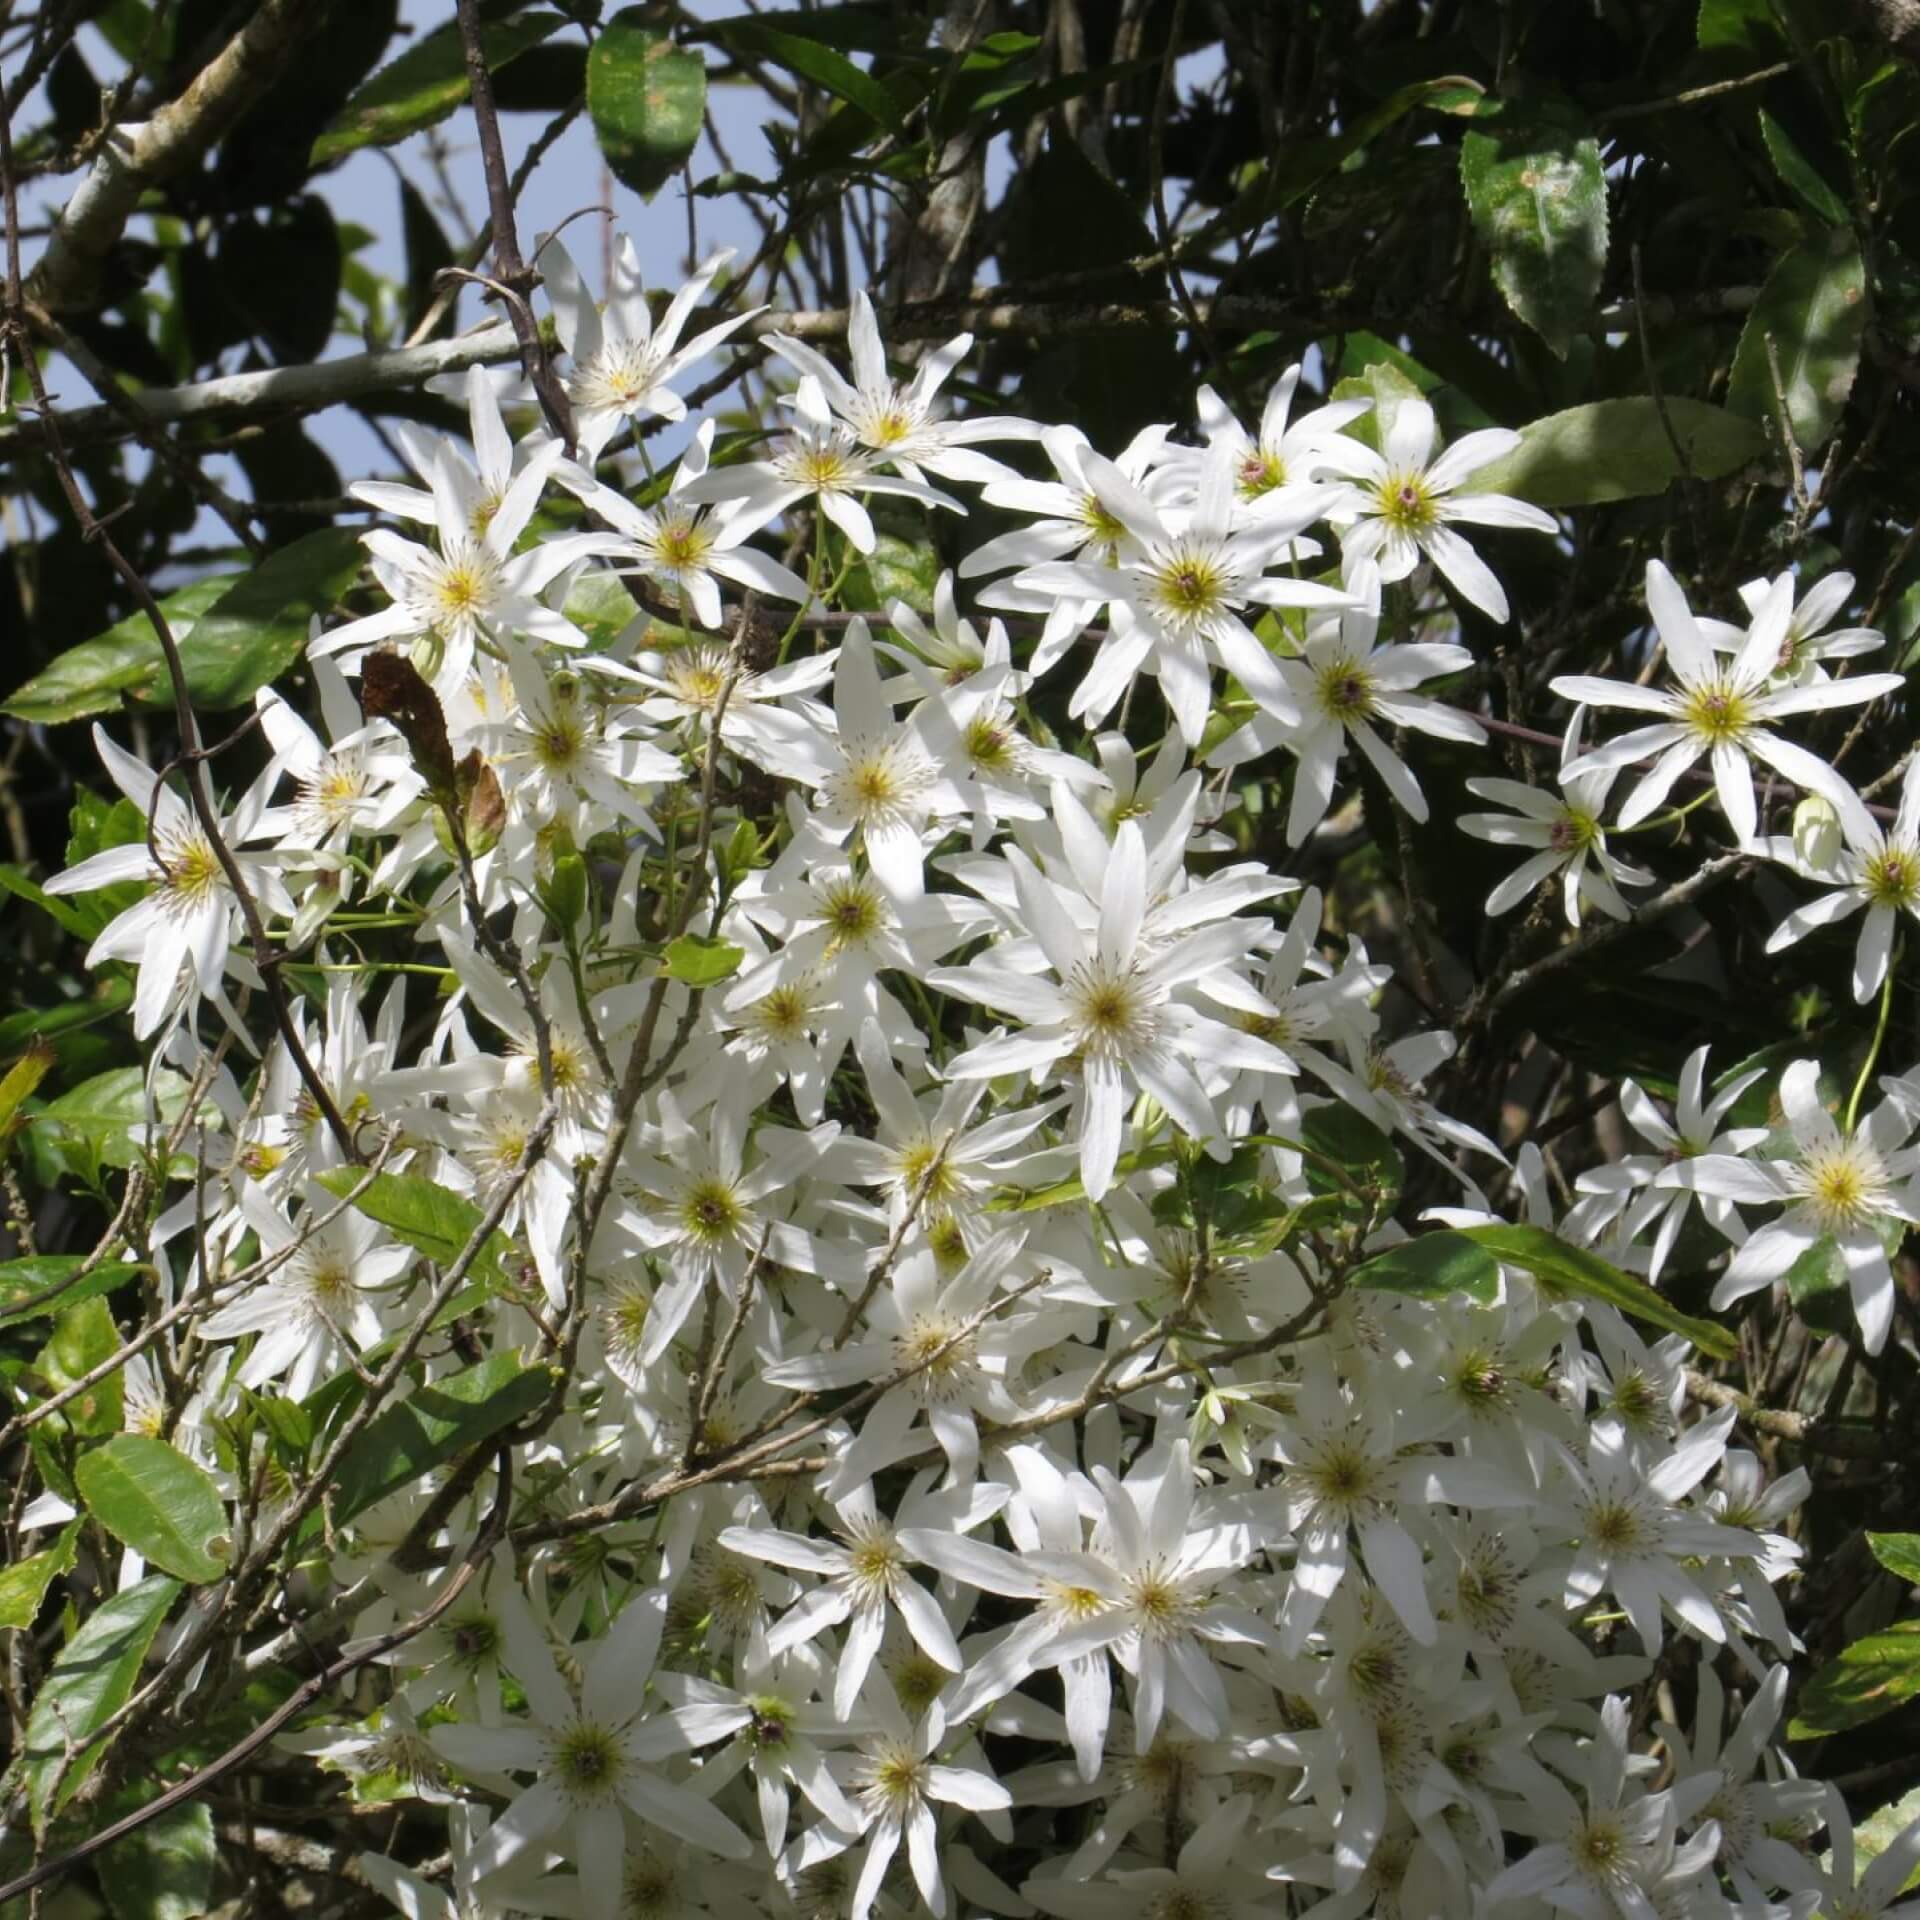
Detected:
left=1549, top=808, right=1599, bottom=853
left=1865, top=847, right=1920, bottom=910
left=156, top=830, right=227, bottom=915
left=1125, top=1559, right=1198, bottom=1643
left=680, top=1177, right=745, bottom=1243
left=891, top=1314, right=978, bottom=1400
left=1065, top=961, right=1157, bottom=1057
left=819, top=876, right=887, bottom=951
left=1797, top=1139, right=1887, bottom=1233
left=548, top=1719, right=628, bottom=1805
left=1239, top=449, right=1285, bottom=497
left=1314, top=657, right=1377, bottom=723
left=1682, top=678, right=1753, bottom=746
left=574, top=340, right=666, bottom=413
left=1377, top=472, right=1437, bottom=533
left=857, top=1741, right=930, bottom=1817
left=1140, top=540, right=1234, bottom=633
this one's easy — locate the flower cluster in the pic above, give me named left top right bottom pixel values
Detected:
left=27, top=236, right=1920, bottom=1920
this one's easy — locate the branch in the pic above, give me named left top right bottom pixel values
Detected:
left=1684, top=1368, right=1886, bottom=1458
left=27, top=0, right=334, bottom=314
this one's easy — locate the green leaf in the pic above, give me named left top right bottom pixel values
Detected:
left=75, top=1436, right=230, bottom=1585
left=99, top=1800, right=216, bottom=1920
left=35, top=1296, right=125, bottom=1436
left=562, top=571, right=645, bottom=650
left=23, top=1574, right=180, bottom=1828
left=0, top=1522, right=79, bottom=1629
left=0, top=1038, right=56, bottom=1142
left=0, top=1256, right=143, bottom=1327
left=32, top=1065, right=201, bottom=1176
left=589, top=11, right=707, bottom=199
left=1470, top=397, right=1767, bottom=505
left=1870, top=1532, right=1920, bottom=1584
left=312, top=11, right=568, bottom=164
left=329, top=1354, right=548, bottom=1522
left=846, top=532, right=940, bottom=616
left=661, top=933, right=745, bottom=986
left=703, top=16, right=905, bottom=132
left=1351, top=1230, right=1500, bottom=1303
left=1848, top=1785, right=1920, bottom=1891
left=1456, top=1223, right=1738, bottom=1358
left=2, top=580, right=226, bottom=726
left=1299, top=1104, right=1404, bottom=1203
left=2, top=529, right=364, bottom=724
left=1727, top=228, right=1868, bottom=454
left=1759, top=109, right=1849, bottom=224
left=1460, top=107, right=1608, bottom=357
left=1790, top=1620, right=1920, bottom=1737
left=313, top=1169, right=514, bottom=1286
left=0, top=862, right=98, bottom=941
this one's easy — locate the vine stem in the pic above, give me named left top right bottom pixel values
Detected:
left=1846, top=952, right=1898, bottom=1135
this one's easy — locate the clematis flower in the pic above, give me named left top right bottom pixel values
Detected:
left=1320, top=392, right=1559, bottom=622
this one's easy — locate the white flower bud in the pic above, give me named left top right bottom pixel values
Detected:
left=1793, top=794, right=1842, bottom=871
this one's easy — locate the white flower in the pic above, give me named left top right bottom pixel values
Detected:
left=1663, top=1057, right=1920, bottom=1355
left=1552, top=561, right=1903, bottom=846
left=1699, top=567, right=1887, bottom=686
left=1209, top=560, right=1487, bottom=843
left=429, top=1583, right=752, bottom=1906
left=931, top=820, right=1293, bottom=1200
left=45, top=726, right=293, bottom=1041
left=1761, top=758, right=1920, bottom=1002
left=1322, top=393, right=1558, bottom=622
left=764, top=289, right=1039, bottom=485
left=1460, top=713, right=1652, bottom=925
left=545, top=238, right=761, bottom=460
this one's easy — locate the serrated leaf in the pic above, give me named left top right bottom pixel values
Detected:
left=661, top=933, right=744, bottom=986
left=1460, top=109, right=1608, bottom=357
left=0, top=1522, right=79, bottom=1629
left=99, top=1799, right=216, bottom=1920
left=589, top=12, right=707, bottom=199
left=312, top=11, right=568, bottom=165
left=329, top=1354, right=547, bottom=1522
left=24, top=1574, right=180, bottom=1828
left=1870, top=1532, right=1920, bottom=1584
left=1759, top=110, right=1848, bottom=224
left=1727, top=229, right=1868, bottom=455
left=75, top=1436, right=230, bottom=1585
left=0, top=1255, right=143, bottom=1326
left=1790, top=1620, right=1920, bottom=1737
left=2, top=529, right=364, bottom=725
left=1470, top=397, right=1767, bottom=505
left=1351, top=1230, right=1500, bottom=1303
left=32, top=1065, right=200, bottom=1175
left=313, top=1169, right=513, bottom=1286
left=1457, top=1223, right=1737, bottom=1358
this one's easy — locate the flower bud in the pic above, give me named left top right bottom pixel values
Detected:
left=1793, top=794, right=1841, bottom=872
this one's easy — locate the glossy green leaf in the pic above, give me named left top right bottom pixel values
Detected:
left=1, top=580, right=226, bottom=726
left=847, top=533, right=940, bottom=617
left=76, top=1436, right=231, bottom=1585
left=2, top=528, right=364, bottom=725
left=313, top=1168, right=513, bottom=1285
left=329, top=1353, right=548, bottom=1521
left=32, top=1065, right=201, bottom=1175
left=1457, top=1223, right=1737, bottom=1358
left=1728, top=229, right=1868, bottom=454
left=312, top=11, right=568, bottom=164
left=589, top=11, right=707, bottom=199
left=1351, top=1231, right=1500, bottom=1303
left=1789, top=1620, right=1920, bottom=1737
left=662, top=933, right=745, bottom=986
left=23, top=1574, right=179, bottom=1828
left=35, top=1295, right=125, bottom=1436
left=0, top=862, right=98, bottom=941
left=1759, top=110, right=1848, bottom=224
left=1460, top=108, right=1608, bottom=357
left=1299, top=1103, right=1404, bottom=1203
left=704, top=16, right=905, bottom=132
left=0, top=1255, right=143, bottom=1326
left=1471, top=397, right=1767, bottom=505
left=0, top=1522, right=79, bottom=1629
left=1870, top=1532, right=1920, bottom=1584
left=99, top=1800, right=216, bottom=1920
